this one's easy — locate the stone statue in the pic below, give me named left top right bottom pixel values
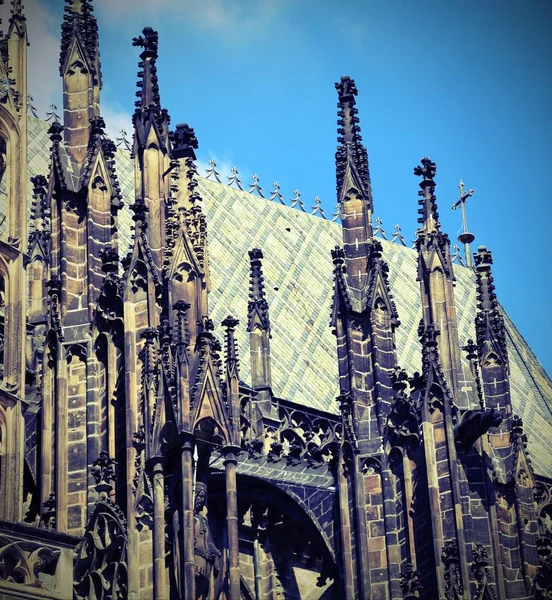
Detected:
left=194, top=482, right=221, bottom=600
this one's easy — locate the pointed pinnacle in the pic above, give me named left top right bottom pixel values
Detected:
left=474, top=245, right=497, bottom=312
left=335, top=76, right=371, bottom=203
left=414, top=157, right=440, bottom=231
left=132, top=27, right=161, bottom=114
left=247, top=249, right=270, bottom=332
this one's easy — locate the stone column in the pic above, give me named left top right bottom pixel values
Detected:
left=224, top=447, right=240, bottom=600
left=181, top=433, right=195, bottom=600
left=55, top=351, right=68, bottom=532
left=151, top=458, right=168, bottom=600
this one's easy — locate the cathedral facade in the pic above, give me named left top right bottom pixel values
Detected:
left=0, top=1, right=551, bottom=598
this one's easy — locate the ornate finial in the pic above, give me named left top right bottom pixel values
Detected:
left=200, top=316, right=215, bottom=333
left=248, top=173, right=264, bottom=197
left=26, top=94, right=39, bottom=118
left=451, top=244, right=464, bottom=266
left=48, top=120, right=64, bottom=143
left=391, top=223, right=407, bottom=246
left=205, top=159, right=221, bottom=182
left=269, top=181, right=285, bottom=204
left=290, top=189, right=306, bottom=212
left=91, top=451, right=117, bottom=499
left=311, top=196, right=327, bottom=219
left=45, top=103, right=60, bottom=123
left=99, top=247, right=119, bottom=274
left=373, top=217, right=387, bottom=240
left=170, top=123, right=198, bottom=160
left=413, top=157, right=436, bottom=181
left=132, top=26, right=158, bottom=56
left=331, top=204, right=341, bottom=222
left=452, top=179, right=475, bottom=267
left=227, top=166, right=243, bottom=190
left=222, top=315, right=239, bottom=330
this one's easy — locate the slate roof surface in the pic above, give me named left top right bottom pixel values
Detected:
left=15, top=116, right=552, bottom=477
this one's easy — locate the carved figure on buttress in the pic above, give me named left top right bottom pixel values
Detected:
left=194, top=482, right=221, bottom=600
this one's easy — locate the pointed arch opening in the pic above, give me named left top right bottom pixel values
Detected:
left=205, top=473, right=338, bottom=600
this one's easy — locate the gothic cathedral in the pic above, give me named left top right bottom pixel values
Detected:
left=0, top=1, right=551, bottom=599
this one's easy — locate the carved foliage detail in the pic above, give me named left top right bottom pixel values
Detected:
left=263, top=404, right=341, bottom=469
left=399, top=562, right=422, bottom=599
left=73, top=502, right=128, bottom=600
left=442, top=541, right=464, bottom=600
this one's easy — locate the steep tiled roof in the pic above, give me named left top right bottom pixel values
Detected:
left=20, top=116, right=552, bottom=476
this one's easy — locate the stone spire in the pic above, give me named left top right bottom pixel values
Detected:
left=60, top=0, right=100, bottom=80
left=474, top=246, right=510, bottom=411
left=247, top=248, right=271, bottom=389
left=132, top=26, right=170, bottom=148
left=335, top=75, right=372, bottom=203
left=474, top=245, right=506, bottom=358
left=59, top=0, right=102, bottom=166
left=414, top=157, right=440, bottom=233
left=334, top=76, right=374, bottom=291
left=130, top=27, right=171, bottom=270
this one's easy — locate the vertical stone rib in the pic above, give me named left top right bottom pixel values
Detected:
left=224, top=450, right=240, bottom=600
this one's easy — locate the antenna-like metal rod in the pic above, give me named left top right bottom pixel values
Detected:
left=452, top=179, right=475, bottom=267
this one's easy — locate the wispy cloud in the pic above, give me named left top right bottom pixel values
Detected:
left=95, top=0, right=284, bottom=39
left=102, top=105, right=133, bottom=142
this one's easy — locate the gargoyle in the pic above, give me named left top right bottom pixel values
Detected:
left=454, top=408, right=503, bottom=450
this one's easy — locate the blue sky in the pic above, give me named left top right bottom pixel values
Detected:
left=14, top=0, right=552, bottom=375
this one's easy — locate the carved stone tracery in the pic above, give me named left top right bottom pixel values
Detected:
left=0, top=535, right=60, bottom=591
